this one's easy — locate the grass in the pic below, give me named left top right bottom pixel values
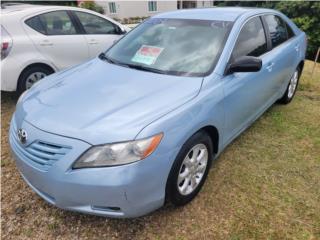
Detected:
left=1, top=60, right=320, bottom=240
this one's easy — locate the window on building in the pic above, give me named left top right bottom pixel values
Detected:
left=232, top=17, right=268, bottom=60
left=148, top=1, right=157, bottom=12
left=108, top=2, right=116, bottom=14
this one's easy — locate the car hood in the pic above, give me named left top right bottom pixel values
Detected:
left=15, top=59, right=203, bottom=145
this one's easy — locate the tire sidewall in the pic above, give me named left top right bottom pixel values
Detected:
left=17, top=66, right=53, bottom=96
left=166, top=131, right=213, bottom=206
left=279, top=67, right=301, bottom=104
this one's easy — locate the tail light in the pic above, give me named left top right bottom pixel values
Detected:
left=1, top=25, right=13, bottom=60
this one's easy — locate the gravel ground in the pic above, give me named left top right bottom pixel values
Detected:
left=1, top=61, right=320, bottom=239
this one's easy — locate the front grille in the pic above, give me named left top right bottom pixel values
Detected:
left=10, top=125, right=71, bottom=171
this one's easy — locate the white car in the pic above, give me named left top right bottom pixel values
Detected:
left=1, top=4, right=129, bottom=94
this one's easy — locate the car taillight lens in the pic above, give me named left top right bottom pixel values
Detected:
left=1, top=25, right=13, bottom=60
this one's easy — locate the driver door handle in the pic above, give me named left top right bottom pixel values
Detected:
left=266, top=62, right=274, bottom=72
left=40, top=40, right=53, bottom=46
left=88, top=39, right=99, bottom=45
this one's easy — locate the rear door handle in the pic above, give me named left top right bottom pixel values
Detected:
left=295, top=44, right=299, bottom=52
left=266, top=62, right=274, bottom=72
left=40, top=40, right=53, bottom=46
left=88, top=39, right=99, bottom=45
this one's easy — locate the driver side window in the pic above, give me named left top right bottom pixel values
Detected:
left=232, top=17, right=268, bottom=60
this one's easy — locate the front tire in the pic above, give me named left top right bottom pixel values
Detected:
left=17, top=65, right=54, bottom=96
left=278, top=67, right=301, bottom=104
left=166, top=131, right=213, bottom=206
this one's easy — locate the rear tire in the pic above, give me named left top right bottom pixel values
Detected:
left=278, top=67, right=301, bottom=104
left=166, top=131, right=213, bottom=206
left=17, top=65, right=54, bottom=96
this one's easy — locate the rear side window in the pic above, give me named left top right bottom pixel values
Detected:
left=74, top=11, right=118, bottom=34
left=264, top=15, right=288, bottom=48
left=25, top=16, right=46, bottom=34
left=286, top=23, right=295, bottom=39
left=232, top=17, right=268, bottom=60
left=26, top=11, right=76, bottom=35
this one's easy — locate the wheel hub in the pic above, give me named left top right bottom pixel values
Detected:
left=177, top=143, right=208, bottom=196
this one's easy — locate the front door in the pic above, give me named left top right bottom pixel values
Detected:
left=72, top=11, right=123, bottom=58
left=223, top=16, right=277, bottom=143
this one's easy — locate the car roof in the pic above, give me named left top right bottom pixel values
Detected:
left=1, top=4, right=82, bottom=16
left=155, top=7, right=276, bottom=22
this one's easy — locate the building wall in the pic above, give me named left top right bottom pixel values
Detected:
left=96, top=1, right=177, bottom=19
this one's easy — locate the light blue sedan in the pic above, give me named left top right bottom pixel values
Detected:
left=10, top=7, right=306, bottom=218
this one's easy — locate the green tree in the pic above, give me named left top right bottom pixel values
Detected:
left=275, top=1, right=320, bottom=61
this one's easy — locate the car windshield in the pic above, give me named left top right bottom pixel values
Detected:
left=105, top=18, right=233, bottom=77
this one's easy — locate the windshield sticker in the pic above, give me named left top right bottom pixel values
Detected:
left=131, top=45, right=164, bottom=65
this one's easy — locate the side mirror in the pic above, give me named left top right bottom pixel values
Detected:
left=227, top=56, right=262, bottom=74
left=118, top=26, right=127, bottom=35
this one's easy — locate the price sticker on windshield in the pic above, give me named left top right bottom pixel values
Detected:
left=131, top=45, right=164, bottom=65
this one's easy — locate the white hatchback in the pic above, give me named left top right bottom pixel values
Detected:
left=1, top=4, right=129, bottom=94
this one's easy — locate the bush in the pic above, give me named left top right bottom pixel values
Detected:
left=275, top=1, right=320, bottom=61
left=79, top=1, right=104, bottom=14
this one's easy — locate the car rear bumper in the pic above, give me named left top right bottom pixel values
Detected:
left=9, top=116, right=171, bottom=218
left=1, top=57, right=21, bottom=91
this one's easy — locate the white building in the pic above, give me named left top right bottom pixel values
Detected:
left=95, top=1, right=214, bottom=19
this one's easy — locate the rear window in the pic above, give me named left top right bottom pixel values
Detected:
left=286, top=23, right=295, bottom=39
left=25, top=16, right=46, bottom=34
left=264, top=15, right=288, bottom=48
left=25, top=11, right=76, bottom=35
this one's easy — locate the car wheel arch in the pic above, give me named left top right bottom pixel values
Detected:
left=17, top=62, right=55, bottom=90
left=199, top=125, right=219, bottom=154
left=298, top=60, right=304, bottom=74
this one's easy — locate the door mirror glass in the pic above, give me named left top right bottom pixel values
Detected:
left=227, top=56, right=262, bottom=73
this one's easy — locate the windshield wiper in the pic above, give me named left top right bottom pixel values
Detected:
left=99, top=53, right=130, bottom=68
left=99, top=53, right=166, bottom=75
left=98, top=52, right=114, bottom=63
left=125, top=64, right=166, bottom=75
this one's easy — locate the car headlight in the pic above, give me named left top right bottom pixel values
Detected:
left=73, top=133, right=163, bottom=168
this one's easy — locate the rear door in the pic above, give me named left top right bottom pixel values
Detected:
left=263, top=14, right=299, bottom=95
left=24, top=10, right=89, bottom=70
left=72, top=11, right=124, bottom=58
left=223, top=16, right=277, bottom=142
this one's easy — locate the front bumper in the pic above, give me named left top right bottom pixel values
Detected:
left=9, top=118, right=172, bottom=218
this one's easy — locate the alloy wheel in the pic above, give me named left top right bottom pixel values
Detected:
left=288, top=70, right=299, bottom=99
left=177, top=143, right=208, bottom=196
left=25, top=72, right=47, bottom=89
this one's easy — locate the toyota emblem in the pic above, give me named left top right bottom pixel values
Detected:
left=17, top=128, right=27, bottom=144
